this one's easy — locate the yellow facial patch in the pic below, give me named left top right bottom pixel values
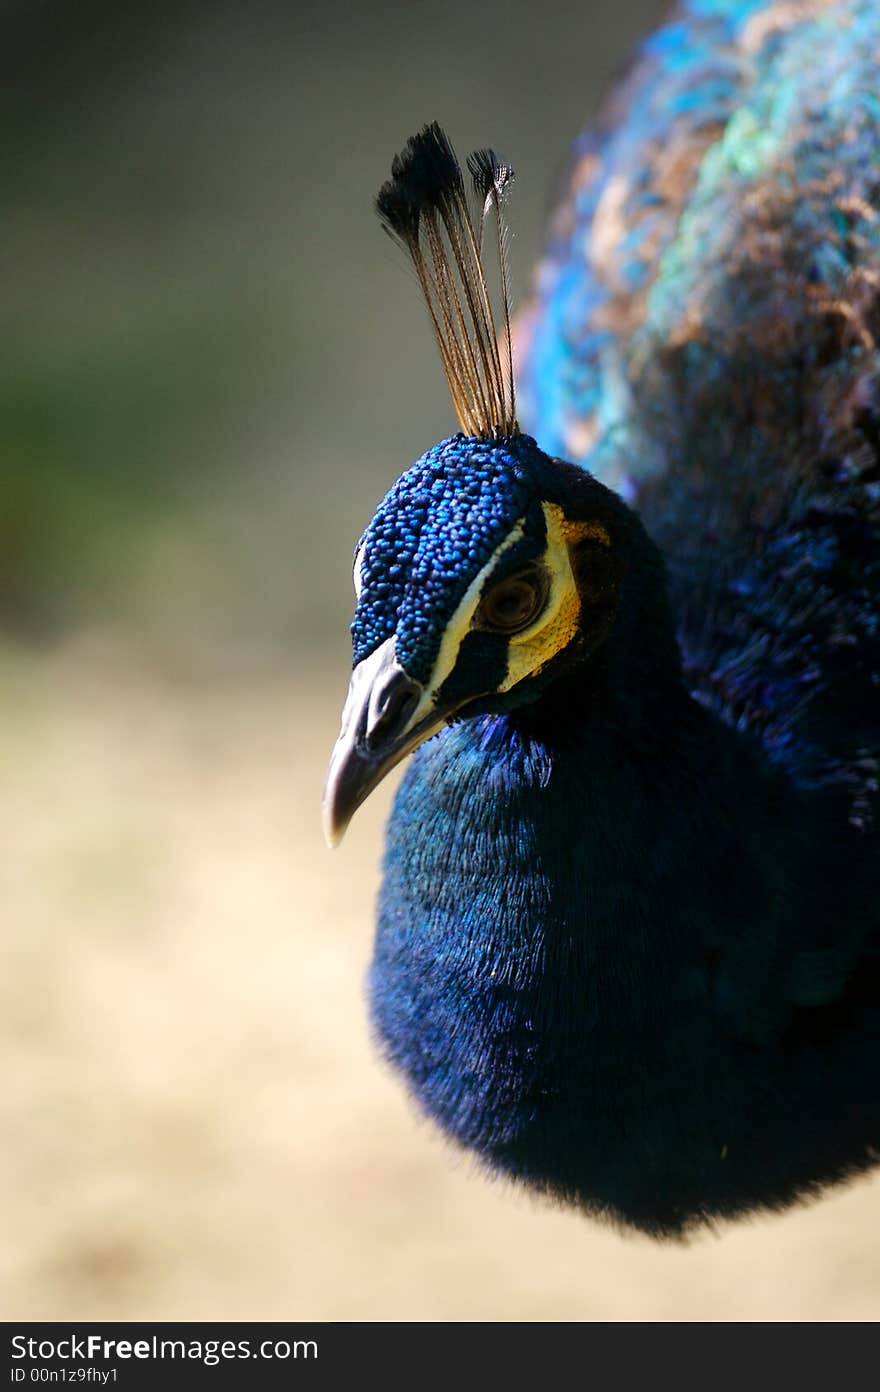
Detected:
left=402, top=504, right=611, bottom=726
left=498, top=503, right=609, bottom=692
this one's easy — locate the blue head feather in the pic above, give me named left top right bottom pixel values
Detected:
left=351, top=433, right=545, bottom=681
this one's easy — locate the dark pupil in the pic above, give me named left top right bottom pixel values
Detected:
left=487, top=578, right=538, bottom=629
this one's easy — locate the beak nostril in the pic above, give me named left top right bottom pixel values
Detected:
left=366, top=681, right=419, bottom=750
left=382, top=686, right=413, bottom=721
left=391, top=688, right=418, bottom=725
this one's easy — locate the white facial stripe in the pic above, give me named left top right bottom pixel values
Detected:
left=352, top=543, right=366, bottom=600
left=405, top=519, right=526, bottom=729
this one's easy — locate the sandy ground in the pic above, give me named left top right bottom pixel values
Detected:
left=2, top=638, right=879, bottom=1322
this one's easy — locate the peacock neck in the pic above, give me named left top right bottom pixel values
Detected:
left=378, top=657, right=803, bottom=1008
left=370, top=647, right=833, bottom=1178
left=472, top=667, right=791, bottom=919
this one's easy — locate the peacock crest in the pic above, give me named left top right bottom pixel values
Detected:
left=376, top=122, right=517, bottom=439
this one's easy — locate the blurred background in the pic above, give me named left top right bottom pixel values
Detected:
left=2, top=0, right=878, bottom=1321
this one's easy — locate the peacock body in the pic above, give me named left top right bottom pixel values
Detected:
left=325, top=0, right=880, bottom=1236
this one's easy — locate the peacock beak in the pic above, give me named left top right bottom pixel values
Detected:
left=323, top=636, right=441, bottom=847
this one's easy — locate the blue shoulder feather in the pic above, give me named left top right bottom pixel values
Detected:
left=517, top=0, right=880, bottom=824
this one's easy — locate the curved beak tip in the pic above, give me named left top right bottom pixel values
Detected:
left=321, top=637, right=432, bottom=850
left=322, top=732, right=372, bottom=849
left=321, top=795, right=346, bottom=850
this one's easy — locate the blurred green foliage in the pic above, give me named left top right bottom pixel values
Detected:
left=1, top=0, right=662, bottom=655
left=2, top=269, right=275, bottom=633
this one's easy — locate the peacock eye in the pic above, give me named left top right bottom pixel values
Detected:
left=475, top=565, right=549, bottom=634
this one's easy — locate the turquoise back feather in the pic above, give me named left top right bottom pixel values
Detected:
left=517, top=0, right=880, bottom=826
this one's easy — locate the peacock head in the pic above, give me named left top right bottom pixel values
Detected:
left=323, top=124, right=661, bottom=845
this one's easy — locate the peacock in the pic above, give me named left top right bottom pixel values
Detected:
left=323, top=0, right=880, bottom=1237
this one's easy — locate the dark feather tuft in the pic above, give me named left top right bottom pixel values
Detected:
left=375, top=123, right=463, bottom=245
left=467, top=148, right=515, bottom=212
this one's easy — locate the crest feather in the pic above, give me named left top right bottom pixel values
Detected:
left=376, top=123, right=517, bottom=438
